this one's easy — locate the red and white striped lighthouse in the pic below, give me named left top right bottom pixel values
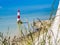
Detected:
left=17, top=9, right=22, bottom=37
left=17, top=10, right=20, bottom=23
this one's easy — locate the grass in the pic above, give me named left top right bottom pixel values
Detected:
left=13, top=19, right=52, bottom=45
left=0, top=17, right=60, bottom=45
left=0, top=19, right=51, bottom=45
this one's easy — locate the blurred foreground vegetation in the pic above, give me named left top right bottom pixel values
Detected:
left=0, top=18, right=59, bottom=45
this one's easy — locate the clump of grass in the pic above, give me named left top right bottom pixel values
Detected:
left=0, top=17, right=60, bottom=45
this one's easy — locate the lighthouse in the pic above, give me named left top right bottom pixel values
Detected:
left=17, top=10, right=22, bottom=24
left=17, top=10, right=20, bottom=24
left=17, top=9, right=22, bottom=37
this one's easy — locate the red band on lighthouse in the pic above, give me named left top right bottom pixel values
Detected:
left=18, top=15, right=20, bottom=19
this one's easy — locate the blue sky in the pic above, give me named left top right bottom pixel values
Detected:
left=0, top=0, right=59, bottom=36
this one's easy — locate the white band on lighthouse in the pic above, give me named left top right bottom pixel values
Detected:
left=17, top=12, right=20, bottom=16
left=17, top=19, right=20, bottom=22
